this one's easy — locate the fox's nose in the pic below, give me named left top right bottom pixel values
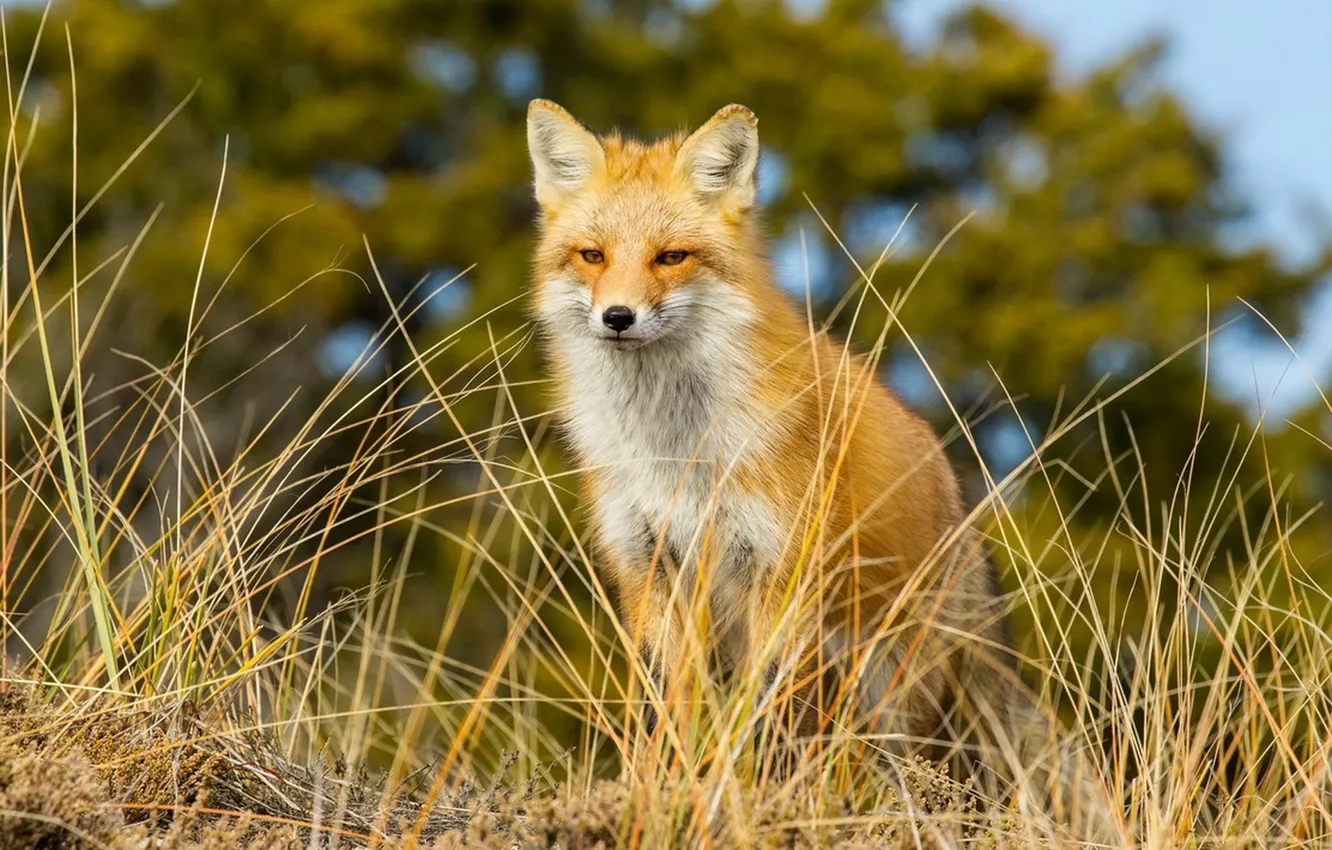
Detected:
left=601, top=306, right=635, bottom=333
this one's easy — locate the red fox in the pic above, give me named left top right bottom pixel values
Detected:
left=526, top=99, right=1112, bottom=836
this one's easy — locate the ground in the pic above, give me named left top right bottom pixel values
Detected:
left=0, top=683, right=1057, bottom=849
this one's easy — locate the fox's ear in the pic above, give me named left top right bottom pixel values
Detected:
left=675, top=104, right=759, bottom=212
left=527, top=100, right=605, bottom=207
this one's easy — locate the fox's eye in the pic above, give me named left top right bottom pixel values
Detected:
left=579, top=249, right=605, bottom=265
left=656, top=251, right=689, bottom=266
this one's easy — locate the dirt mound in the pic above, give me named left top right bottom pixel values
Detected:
left=0, top=683, right=1029, bottom=848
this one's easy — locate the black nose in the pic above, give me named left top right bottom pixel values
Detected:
left=602, top=305, right=635, bottom=333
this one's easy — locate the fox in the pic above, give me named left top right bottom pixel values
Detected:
left=525, top=99, right=1113, bottom=838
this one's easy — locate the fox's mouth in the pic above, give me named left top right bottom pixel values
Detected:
left=601, top=334, right=650, bottom=350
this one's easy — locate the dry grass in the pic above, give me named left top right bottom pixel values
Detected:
left=0, top=684, right=999, bottom=848
left=1, top=19, right=1331, bottom=850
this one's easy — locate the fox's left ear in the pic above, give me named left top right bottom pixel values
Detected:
left=675, top=104, right=759, bottom=213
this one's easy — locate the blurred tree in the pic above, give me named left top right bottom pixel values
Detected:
left=5, top=0, right=1329, bottom=669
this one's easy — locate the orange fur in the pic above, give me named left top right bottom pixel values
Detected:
left=525, top=99, right=1113, bottom=838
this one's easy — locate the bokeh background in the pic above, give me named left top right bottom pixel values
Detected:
left=4, top=0, right=1330, bottom=744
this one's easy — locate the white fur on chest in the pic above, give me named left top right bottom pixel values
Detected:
left=542, top=279, right=784, bottom=574
left=561, top=332, right=777, bottom=568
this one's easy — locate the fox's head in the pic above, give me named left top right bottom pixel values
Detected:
left=526, top=100, right=764, bottom=351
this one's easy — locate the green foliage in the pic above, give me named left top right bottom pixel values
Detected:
left=4, top=0, right=1329, bottom=714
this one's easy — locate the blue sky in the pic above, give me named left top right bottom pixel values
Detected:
left=893, top=0, right=1332, bottom=423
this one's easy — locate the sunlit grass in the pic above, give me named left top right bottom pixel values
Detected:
left=0, top=22, right=1329, bottom=850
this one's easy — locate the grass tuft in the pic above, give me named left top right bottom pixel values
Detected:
left=0, top=25, right=1329, bottom=850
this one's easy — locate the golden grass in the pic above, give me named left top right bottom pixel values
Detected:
left=0, top=19, right=1330, bottom=850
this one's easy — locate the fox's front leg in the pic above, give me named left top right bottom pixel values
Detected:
left=615, top=569, right=681, bottom=737
left=743, top=561, right=833, bottom=775
left=590, top=490, right=684, bottom=736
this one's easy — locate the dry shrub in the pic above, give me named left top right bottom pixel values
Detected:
left=0, top=737, right=123, bottom=849
left=0, top=680, right=1055, bottom=848
left=392, top=757, right=1011, bottom=850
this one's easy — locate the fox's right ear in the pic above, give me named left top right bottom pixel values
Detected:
left=527, top=100, right=605, bottom=208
